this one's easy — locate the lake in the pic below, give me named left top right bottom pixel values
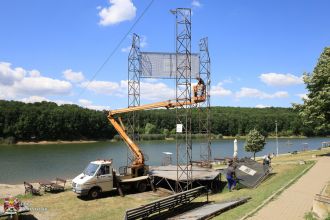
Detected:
left=0, top=137, right=329, bottom=184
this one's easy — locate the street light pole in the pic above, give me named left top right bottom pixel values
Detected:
left=275, top=120, right=278, bottom=156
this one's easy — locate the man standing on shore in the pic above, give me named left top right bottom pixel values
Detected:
left=263, top=154, right=272, bottom=167
left=226, top=159, right=237, bottom=192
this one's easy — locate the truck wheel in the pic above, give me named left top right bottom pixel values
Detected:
left=89, top=188, right=100, bottom=199
left=137, top=181, right=147, bottom=193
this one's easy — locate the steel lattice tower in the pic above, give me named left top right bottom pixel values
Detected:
left=127, top=33, right=141, bottom=164
left=172, top=8, right=193, bottom=192
left=198, top=37, right=212, bottom=166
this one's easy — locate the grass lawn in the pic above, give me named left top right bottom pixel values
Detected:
left=2, top=147, right=329, bottom=220
left=7, top=189, right=171, bottom=220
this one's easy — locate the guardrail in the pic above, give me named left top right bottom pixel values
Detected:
left=124, top=186, right=207, bottom=220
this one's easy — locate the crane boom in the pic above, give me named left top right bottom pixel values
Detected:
left=107, top=115, right=144, bottom=166
left=109, top=98, right=200, bottom=115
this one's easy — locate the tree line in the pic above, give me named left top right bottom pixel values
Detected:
left=0, top=100, right=318, bottom=144
left=0, top=100, right=114, bottom=143
left=138, top=106, right=312, bottom=137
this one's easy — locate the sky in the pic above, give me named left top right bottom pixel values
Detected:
left=0, top=0, right=329, bottom=110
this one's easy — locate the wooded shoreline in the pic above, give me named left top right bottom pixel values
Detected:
left=4, top=135, right=311, bottom=146
left=0, top=99, right=325, bottom=145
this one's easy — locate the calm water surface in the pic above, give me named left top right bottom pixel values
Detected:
left=0, top=137, right=329, bottom=184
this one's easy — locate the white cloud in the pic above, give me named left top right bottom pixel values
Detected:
left=81, top=79, right=175, bottom=101
left=85, top=104, right=109, bottom=111
left=15, top=76, right=72, bottom=95
left=256, top=104, right=271, bottom=108
left=20, top=96, right=73, bottom=106
left=236, top=87, right=288, bottom=99
left=0, top=62, right=72, bottom=98
left=78, top=99, right=92, bottom=106
left=80, top=80, right=121, bottom=95
left=54, top=100, right=74, bottom=105
left=98, top=0, right=136, bottom=26
left=211, top=83, right=232, bottom=97
left=63, top=69, right=85, bottom=83
left=273, top=91, right=288, bottom=98
left=259, top=73, right=303, bottom=86
left=192, top=0, right=202, bottom=7
left=21, top=96, right=49, bottom=103
left=78, top=99, right=109, bottom=110
left=0, top=62, right=26, bottom=85
left=140, top=81, right=175, bottom=100
left=296, top=93, right=308, bottom=100
left=28, top=70, right=41, bottom=77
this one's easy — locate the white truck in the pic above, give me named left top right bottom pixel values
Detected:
left=72, top=159, right=150, bottom=199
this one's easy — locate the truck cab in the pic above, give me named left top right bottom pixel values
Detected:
left=72, top=160, right=114, bottom=199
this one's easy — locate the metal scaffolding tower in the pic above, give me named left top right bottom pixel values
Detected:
left=198, top=37, right=212, bottom=166
left=172, top=8, right=193, bottom=192
left=127, top=33, right=141, bottom=164
left=125, top=9, right=211, bottom=193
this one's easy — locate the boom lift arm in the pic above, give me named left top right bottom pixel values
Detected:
left=107, top=79, right=206, bottom=177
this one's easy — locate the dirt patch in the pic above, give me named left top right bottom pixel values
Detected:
left=0, top=183, right=26, bottom=198
left=0, top=180, right=72, bottom=198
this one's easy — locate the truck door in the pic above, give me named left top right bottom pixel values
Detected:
left=97, top=165, right=113, bottom=192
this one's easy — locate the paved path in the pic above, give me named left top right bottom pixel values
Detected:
left=247, top=156, right=330, bottom=220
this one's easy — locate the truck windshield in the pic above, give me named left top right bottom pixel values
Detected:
left=83, top=163, right=99, bottom=176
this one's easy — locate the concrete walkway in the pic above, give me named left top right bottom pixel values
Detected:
left=247, top=156, right=330, bottom=220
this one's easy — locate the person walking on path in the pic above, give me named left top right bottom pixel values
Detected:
left=226, top=159, right=237, bottom=192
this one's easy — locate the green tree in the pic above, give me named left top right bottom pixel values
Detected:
left=245, top=129, right=266, bottom=160
left=163, top=128, right=170, bottom=137
left=144, top=123, right=156, bottom=134
left=294, top=47, right=330, bottom=135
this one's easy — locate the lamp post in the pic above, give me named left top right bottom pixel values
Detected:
left=275, top=120, right=278, bottom=156
left=233, top=139, right=238, bottom=160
